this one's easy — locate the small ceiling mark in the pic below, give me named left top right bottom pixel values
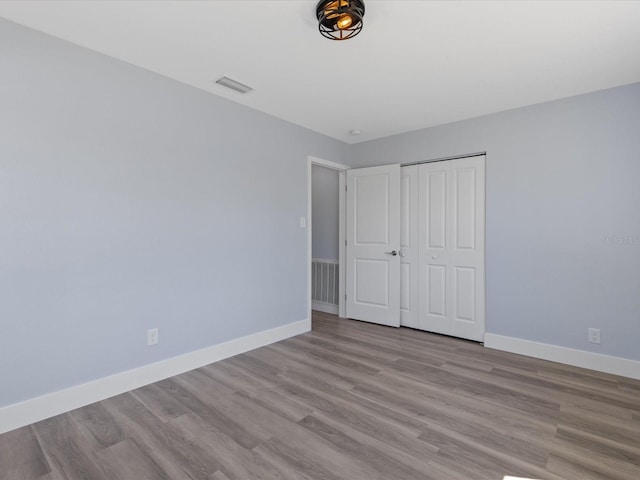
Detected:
left=215, top=76, right=253, bottom=94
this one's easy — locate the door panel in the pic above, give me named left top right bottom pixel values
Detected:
left=427, top=170, right=447, bottom=249
left=454, top=167, right=477, bottom=250
left=400, top=263, right=411, bottom=311
left=400, top=165, right=419, bottom=328
left=427, top=264, right=447, bottom=317
left=418, top=162, right=451, bottom=334
left=354, top=174, right=389, bottom=245
left=449, top=156, right=485, bottom=341
left=454, top=266, right=476, bottom=322
left=401, top=174, right=411, bottom=248
left=416, top=155, right=485, bottom=341
left=346, top=164, right=401, bottom=327
left=355, top=259, right=389, bottom=306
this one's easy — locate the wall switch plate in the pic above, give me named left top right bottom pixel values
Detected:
left=588, top=328, right=600, bottom=344
left=147, top=328, right=159, bottom=346
left=299, top=216, right=306, bottom=228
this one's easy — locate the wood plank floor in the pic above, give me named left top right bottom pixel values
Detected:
left=2, top=311, right=639, bottom=480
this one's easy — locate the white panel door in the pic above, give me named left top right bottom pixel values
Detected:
left=448, top=156, right=485, bottom=341
left=400, top=165, right=419, bottom=328
left=418, top=161, right=451, bottom=335
left=418, top=156, right=485, bottom=341
left=346, top=164, right=401, bottom=327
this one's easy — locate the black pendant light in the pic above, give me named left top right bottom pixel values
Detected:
left=316, top=0, right=365, bottom=41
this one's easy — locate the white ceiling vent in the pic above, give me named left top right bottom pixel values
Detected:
left=215, top=76, right=253, bottom=94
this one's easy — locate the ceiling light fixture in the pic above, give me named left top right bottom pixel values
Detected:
left=316, top=0, right=365, bottom=41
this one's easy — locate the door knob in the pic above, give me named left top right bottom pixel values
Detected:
left=385, top=250, right=398, bottom=256
left=432, top=255, right=437, bottom=259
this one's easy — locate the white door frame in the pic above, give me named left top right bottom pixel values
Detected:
left=307, top=156, right=348, bottom=320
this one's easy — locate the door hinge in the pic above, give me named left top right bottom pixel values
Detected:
left=345, top=239, right=347, bottom=246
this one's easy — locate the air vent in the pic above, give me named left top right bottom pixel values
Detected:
left=215, top=76, right=253, bottom=94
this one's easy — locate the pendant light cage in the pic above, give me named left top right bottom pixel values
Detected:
left=316, top=0, right=365, bottom=41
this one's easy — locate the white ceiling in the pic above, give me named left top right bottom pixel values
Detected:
left=2, top=1, right=640, bottom=144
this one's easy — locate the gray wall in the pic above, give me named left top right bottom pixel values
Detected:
left=3, top=17, right=638, bottom=409
left=352, top=83, right=640, bottom=361
left=312, top=165, right=339, bottom=261
left=0, top=19, right=349, bottom=407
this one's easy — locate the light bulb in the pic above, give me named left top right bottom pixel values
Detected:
left=336, top=15, right=353, bottom=30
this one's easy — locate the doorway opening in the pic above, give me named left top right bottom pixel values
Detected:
left=307, top=156, right=347, bottom=321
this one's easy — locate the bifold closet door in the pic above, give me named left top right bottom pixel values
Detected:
left=346, top=164, right=401, bottom=327
left=418, top=156, right=485, bottom=341
left=345, top=158, right=484, bottom=338
left=400, top=165, right=419, bottom=328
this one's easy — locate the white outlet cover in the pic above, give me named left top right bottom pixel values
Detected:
left=299, top=217, right=306, bottom=228
left=147, top=328, right=159, bottom=346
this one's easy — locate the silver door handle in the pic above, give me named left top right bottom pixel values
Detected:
left=384, top=250, right=398, bottom=256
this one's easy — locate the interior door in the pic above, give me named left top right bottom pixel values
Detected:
left=346, top=164, right=401, bottom=327
left=418, top=156, right=485, bottom=341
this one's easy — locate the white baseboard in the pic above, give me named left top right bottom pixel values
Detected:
left=312, top=301, right=339, bottom=315
left=0, top=319, right=310, bottom=435
left=484, top=333, right=640, bottom=380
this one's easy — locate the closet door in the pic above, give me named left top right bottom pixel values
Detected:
left=400, top=166, right=419, bottom=328
left=418, top=156, right=485, bottom=341
left=448, top=156, right=485, bottom=341
left=418, top=161, right=451, bottom=335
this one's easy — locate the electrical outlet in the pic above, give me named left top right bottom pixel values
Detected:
left=147, top=328, right=159, bottom=346
left=588, top=328, right=600, bottom=344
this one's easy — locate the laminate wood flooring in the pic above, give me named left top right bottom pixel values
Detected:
left=2, top=311, right=639, bottom=480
